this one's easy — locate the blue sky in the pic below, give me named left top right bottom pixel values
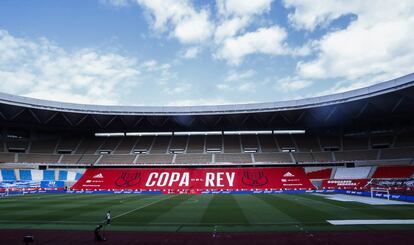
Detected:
left=0, top=0, right=413, bottom=106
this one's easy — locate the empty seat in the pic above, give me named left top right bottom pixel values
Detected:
left=292, top=134, right=320, bottom=151
left=76, top=138, right=106, bottom=154
left=381, top=147, right=414, bottom=159
left=134, top=136, right=154, bottom=152
left=98, top=154, right=135, bottom=164
left=0, top=152, right=15, bottom=163
left=343, top=135, right=369, bottom=150
left=394, top=131, right=414, bottom=147
left=215, top=153, right=252, bottom=163
left=186, top=135, right=205, bottom=153
left=175, top=154, right=212, bottom=164
left=30, top=139, right=58, bottom=153
left=333, top=167, right=371, bottom=179
left=241, top=135, right=259, bottom=152
left=56, top=137, right=81, bottom=152
left=114, top=137, right=138, bottom=154
left=60, top=154, right=83, bottom=164
left=169, top=136, right=188, bottom=152
left=150, top=136, right=171, bottom=153
left=258, top=135, right=278, bottom=152
left=18, top=154, right=60, bottom=163
left=292, top=152, right=313, bottom=162
left=312, top=152, right=333, bottom=162
left=319, top=135, right=340, bottom=150
left=99, top=137, right=122, bottom=152
left=275, top=135, right=295, bottom=150
left=205, top=135, right=222, bottom=152
left=254, top=153, right=292, bottom=163
left=223, top=135, right=241, bottom=153
left=136, top=154, right=173, bottom=164
left=334, top=150, right=378, bottom=161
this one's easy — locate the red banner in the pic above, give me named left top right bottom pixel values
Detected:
left=72, top=167, right=315, bottom=191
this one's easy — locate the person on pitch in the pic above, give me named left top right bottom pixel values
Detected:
left=106, top=210, right=111, bottom=225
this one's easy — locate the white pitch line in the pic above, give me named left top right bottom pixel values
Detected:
left=112, top=195, right=175, bottom=220
left=327, top=219, right=414, bottom=225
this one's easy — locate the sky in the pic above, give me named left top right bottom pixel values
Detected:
left=0, top=0, right=413, bottom=106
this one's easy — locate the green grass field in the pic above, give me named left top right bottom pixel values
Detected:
left=1, top=193, right=414, bottom=233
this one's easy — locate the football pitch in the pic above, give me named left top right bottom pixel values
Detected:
left=1, top=193, right=414, bottom=233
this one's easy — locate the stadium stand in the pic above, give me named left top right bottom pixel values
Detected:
left=305, top=167, right=332, bottom=179
left=240, top=135, right=259, bottom=152
left=135, top=154, right=173, bottom=164
left=169, top=135, right=188, bottom=153
left=134, top=136, right=154, bottom=153
left=372, top=166, right=414, bottom=178
left=333, top=167, right=372, bottom=179
left=150, top=136, right=171, bottom=154
left=175, top=153, right=212, bottom=164
left=275, top=135, right=296, bottom=151
left=205, top=135, right=222, bottom=152
left=1, top=169, right=16, bottom=180
left=186, top=135, right=205, bottom=153
left=18, top=153, right=60, bottom=163
left=56, top=137, right=81, bottom=153
left=98, top=154, right=136, bottom=164
left=223, top=135, right=242, bottom=153
left=334, top=150, right=378, bottom=161
left=258, top=135, right=278, bottom=152
left=114, top=137, right=138, bottom=154
left=254, top=153, right=293, bottom=163
left=215, top=153, right=252, bottom=163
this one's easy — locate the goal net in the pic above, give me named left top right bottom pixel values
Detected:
left=370, top=187, right=390, bottom=200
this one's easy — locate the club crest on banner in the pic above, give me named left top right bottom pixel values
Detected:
left=115, top=172, right=141, bottom=187
left=242, top=171, right=268, bottom=186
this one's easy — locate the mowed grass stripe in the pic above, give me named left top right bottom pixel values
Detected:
left=149, top=194, right=213, bottom=225
left=201, top=194, right=249, bottom=225
left=1, top=194, right=154, bottom=223
left=114, top=195, right=191, bottom=225
left=288, top=194, right=379, bottom=220
left=255, top=194, right=332, bottom=224
left=235, top=194, right=295, bottom=224
left=0, top=194, right=117, bottom=218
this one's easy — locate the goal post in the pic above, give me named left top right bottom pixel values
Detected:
left=370, top=187, right=390, bottom=200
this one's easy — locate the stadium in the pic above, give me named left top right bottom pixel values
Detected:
left=1, top=73, right=414, bottom=244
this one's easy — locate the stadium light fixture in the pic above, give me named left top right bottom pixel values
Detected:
left=95, top=133, right=125, bottom=137
left=223, top=130, right=272, bottom=135
left=126, top=132, right=173, bottom=136
left=273, top=130, right=306, bottom=134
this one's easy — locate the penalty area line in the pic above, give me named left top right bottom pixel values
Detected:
left=112, top=195, right=175, bottom=220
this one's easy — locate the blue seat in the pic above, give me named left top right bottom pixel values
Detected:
left=58, top=170, right=68, bottom=181
left=19, top=170, right=32, bottom=180
left=43, top=170, right=55, bottom=181
left=1, top=169, right=16, bottom=181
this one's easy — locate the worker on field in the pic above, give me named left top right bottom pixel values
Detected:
left=106, top=210, right=111, bottom=225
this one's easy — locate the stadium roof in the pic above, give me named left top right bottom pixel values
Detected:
left=1, top=73, right=414, bottom=132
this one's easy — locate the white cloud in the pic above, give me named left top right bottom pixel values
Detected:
left=217, top=0, right=274, bottom=17
left=214, top=16, right=250, bottom=43
left=225, top=69, right=255, bottom=82
left=216, top=26, right=288, bottom=65
left=276, top=76, right=312, bottom=92
left=183, top=47, right=200, bottom=59
left=0, top=30, right=143, bottom=105
left=164, top=83, right=192, bottom=94
left=284, top=0, right=414, bottom=92
left=137, top=0, right=213, bottom=44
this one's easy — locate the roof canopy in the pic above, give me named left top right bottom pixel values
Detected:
left=1, top=73, right=414, bottom=132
